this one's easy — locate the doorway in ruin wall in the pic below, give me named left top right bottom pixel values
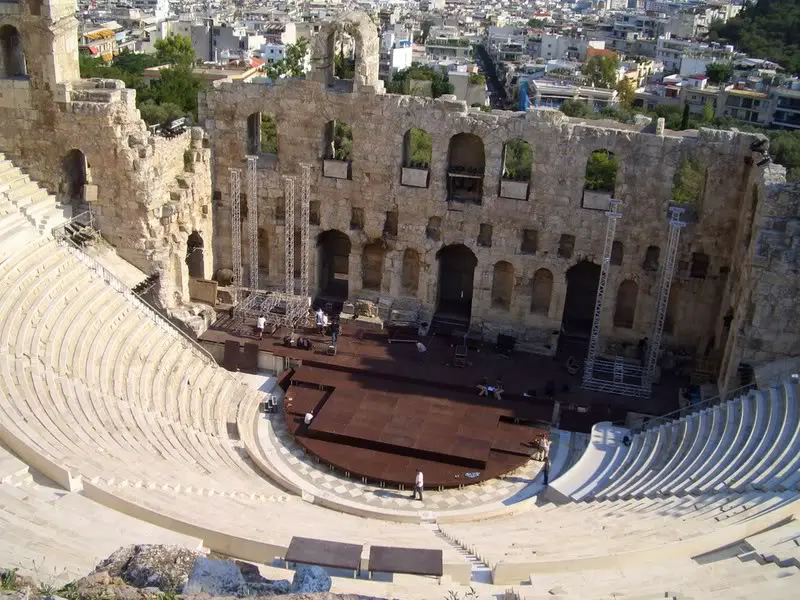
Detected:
left=435, top=244, right=477, bottom=325
left=186, top=231, right=205, bottom=279
left=317, top=229, right=351, bottom=301
left=61, top=149, right=89, bottom=210
left=561, top=260, right=601, bottom=338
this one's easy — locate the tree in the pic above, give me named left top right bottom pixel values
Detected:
left=702, top=101, right=715, bottom=123
left=260, top=115, right=278, bottom=154
left=672, top=159, right=706, bottom=205
left=705, top=61, right=733, bottom=85
left=584, top=150, right=617, bottom=192
left=527, top=18, right=545, bottom=28
left=407, top=128, right=432, bottom=167
left=155, top=35, right=196, bottom=67
left=265, top=38, right=309, bottom=79
left=386, top=65, right=454, bottom=98
left=560, top=99, right=592, bottom=118
left=148, top=64, right=202, bottom=121
left=616, top=78, right=635, bottom=107
left=502, top=140, right=532, bottom=181
left=582, top=55, right=620, bottom=89
left=680, top=103, right=691, bottom=130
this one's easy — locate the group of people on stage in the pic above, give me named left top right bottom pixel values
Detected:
left=477, top=377, right=505, bottom=400
left=315, top=307, right=341, bottom=345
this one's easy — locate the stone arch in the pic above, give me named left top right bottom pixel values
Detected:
left=0, top=25, right=26, bottom=78
left=61, top=149, right=89, bottom=206
left=530, top=268, right=553, bottom=315
left=403, top=127, right=432, bottom=168
left=491, top=261, right=514, bottom=310
left=584, top=149, right=617, bottom=194
left=317, top=229, right=351, bottom=299
left=613, top=279, right=638, bottom=329
left=257, top=228, right=270, bottom=277
left=436, top=244, right=477, bottom=322
left=309, top=11, right=379, bottom=91
left=401, top=248, right=420, bottom=295
left=447, top=133, right=485, bottom=203
left=362, top=241, right=385, bottom=291
left=611, top=241, right=623, bottom=266
left=186, top=231, right=205, bottom=279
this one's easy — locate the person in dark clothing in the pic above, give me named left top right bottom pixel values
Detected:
left=331, top=319, right=341, bottom=345
left=638, top=337, right=649, bottom=362
left=542, top=459, right=550, bottom=486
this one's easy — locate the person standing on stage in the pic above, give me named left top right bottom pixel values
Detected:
left=315, top=307, right=325, bottom=333
left=256, top=315, right=266, bottom=340
left=331, top=318, right=341, bottom=345
left=412, top=468, right=424, bottom=501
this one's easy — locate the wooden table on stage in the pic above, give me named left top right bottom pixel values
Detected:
left=284, top=536, right=363, bottom=577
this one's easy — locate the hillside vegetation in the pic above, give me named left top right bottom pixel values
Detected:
left=709, top=0, right=800, bottom=74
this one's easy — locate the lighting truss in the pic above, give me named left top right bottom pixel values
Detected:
left=299, top=163, right=311, bottom=299
left=234, top=291, right=310, bottom=329
left=283, top=175, right=295, bottom=295
left=643, top=206, right=686, bottom=390
left=229, top=167, right=242, bottom=305
left=246, top=155, right=259, bottom=291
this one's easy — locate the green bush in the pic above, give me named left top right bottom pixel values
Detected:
left=406, top=128, right=432, bottom=167
left=260, top=115, right=278, bottom=154
left=503, top=139, right=533, bottom=181
left=672, top=158, right=706, bottom=205
left=468, top=73, right=486, bottom=86
left=331, top=120, right=352, bottom=161
left=584, top=150, right=617, bottom=192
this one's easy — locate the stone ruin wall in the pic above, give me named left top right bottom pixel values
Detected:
left=0, top=1, right=213, bottom=312
left=200, top=78, right=764, bottom=355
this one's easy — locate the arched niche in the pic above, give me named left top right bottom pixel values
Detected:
left=643, top=245, right=660, bottom=271
left=561, top=260, right=600, bottom=336
left=447, top=133, right=485, bottom=204
left=436, top=244, right=477, bottom=322
left=613, top=279, right=638, bottom=329
left=530, top=268, right=553, bottom=315
left=258, top=227, right=270, bottom=276
left=401, top=248, right=420, bottom=295
left=362, top=241, right=385, bottom=291
left=186, top=231, right=205, bottom=279
left=664, top=282, right=681, bottom=334
left=62, top=149, right=89, bottom=207
left=309, top=12, right=380, bottom=91
left=403, top=128, right=432, bottom=168
left=500, top=138, right=532, bottom=200
left=611, top=241, right=623, bottom=266
left=0, top=25, right=26, bottom=78
left=317, top=230, right=351, bottom=299
left=491, top=261, right=514, bottom=310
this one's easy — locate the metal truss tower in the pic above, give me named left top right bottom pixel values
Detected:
left=299, top=163, right=311, bottom=299
left=246, top=156, right=259, bottom=291
left=229, top=168, right=242, bottom=305
left=583, top=199, right=622, bottom=387
left=644, top=206, right=686, bottom=390
left=283, top=175, right=296, bottom=295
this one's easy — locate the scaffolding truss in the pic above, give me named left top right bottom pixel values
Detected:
left=229, top=167, right=242, bottom=305
left=644, top=206, right=686, bottom=390
left=246, top=155, right=259, bottom=291
left=234, top=291, right=310, bottom=329
left=582, top=200, right=651, bottom=398
left=299, top=163, right=311, bottom=299
left=283, top=176, right=296, bottom=295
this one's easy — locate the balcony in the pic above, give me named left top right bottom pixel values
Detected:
left=447, top=169, right=483, bottom=205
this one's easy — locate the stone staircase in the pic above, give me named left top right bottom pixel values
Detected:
left=0, top=153, right=71, bottom=239
left=428, top=522, right=493, bottom=584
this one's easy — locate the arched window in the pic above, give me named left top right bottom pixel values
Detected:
left=643, top=245, right=660, bottom=271
left=690, top=252, right=709, bottom=278
left=584, top=149, right=617, bottom=194
left=500, top=138, right=532, bottom=200
left=613, top=280, right=638, bottom=328
left=447, top=133, right=485, bottom=204
left=611, top=241, right=623, bottom=266
left=403, top=128, right=432, bottom=168
left=530, top=268, right=553, bottom=315
left=671, top=158, right=705, bottom=206
left=491, top=261, right=514, bottom=310
left=0, top=26, right=26, bottom=78
left=325, top=119, right=352, bottom=161
left=664, top=283, right=681, bottom=334
left=309, top=14, right=379, bottom=90
left=401, top=249, right=420, bottom=295
left=362, top=241, right=384, bottom=291
left=186, top=231, right=204, bottom=279
left=247, top=113, right=278, bottom=155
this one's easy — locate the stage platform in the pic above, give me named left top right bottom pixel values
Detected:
left=201, top=311, right=683, bottom=485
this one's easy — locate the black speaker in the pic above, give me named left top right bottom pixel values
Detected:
left=497, top=334, right=516, bottom=354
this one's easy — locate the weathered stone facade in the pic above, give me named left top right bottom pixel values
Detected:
left=0, top=0, right=213, bottom=310
left=199, top=21, right=769, bottom=356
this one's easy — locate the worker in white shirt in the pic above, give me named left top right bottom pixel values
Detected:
left=304, top=412, right=314, bottom=425
left=412, top=468, right=424, bottom=501
left=256, top=315, right=267, bottom=339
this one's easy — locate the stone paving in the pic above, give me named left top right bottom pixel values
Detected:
left=262, top=404, right=586, bottom=513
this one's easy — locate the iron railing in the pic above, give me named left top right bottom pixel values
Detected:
left=53, top=216, right=216, bottom=365
left=626, top=366, right=799, bottom=434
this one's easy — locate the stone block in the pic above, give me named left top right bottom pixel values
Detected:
left=500, top=179, right=529, bottom=200
left=183, top=557, right=244, bottom=596
left=83, top=184, right=98, bottom=203
left=582, top=190, right=613, bottom=211
left=323, top=159, right=350, bottom=179
left=401, top=167, right=429, bottom=188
